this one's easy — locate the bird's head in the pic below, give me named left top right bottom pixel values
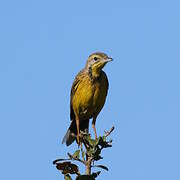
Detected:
left=85, top=52, right=113, bottom=76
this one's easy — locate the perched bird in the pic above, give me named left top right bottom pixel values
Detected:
left=62, top=52, right=112, bottom=146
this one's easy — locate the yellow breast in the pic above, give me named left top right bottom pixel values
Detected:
left=72, top=71, right=108, bottom=120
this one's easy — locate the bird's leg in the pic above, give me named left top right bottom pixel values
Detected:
left=76, top=117, right=80, bottom=145
left=92, top=117, right=97, bottom=139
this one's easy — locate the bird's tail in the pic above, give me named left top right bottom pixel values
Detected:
left=62, top=119, right=89, bottom=146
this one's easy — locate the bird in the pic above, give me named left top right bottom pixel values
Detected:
left=62, top=52, right=112, bottom=146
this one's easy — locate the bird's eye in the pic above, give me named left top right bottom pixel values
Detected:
left=94, top=57, right=98, bottom=61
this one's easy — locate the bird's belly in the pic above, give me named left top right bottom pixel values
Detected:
left=72, top=80, right=106, bottom=120
left=72, top=80, right=94, bottom=119
left=92, top=81, right=107, bottom=115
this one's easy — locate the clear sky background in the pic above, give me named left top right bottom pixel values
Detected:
left=0, top=0, right=180, bottom=179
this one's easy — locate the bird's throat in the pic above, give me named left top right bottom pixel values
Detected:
left=88, top=67, right=101, bottom=79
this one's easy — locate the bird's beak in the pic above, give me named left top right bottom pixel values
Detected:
left=104, top=57, right=113, bottom=63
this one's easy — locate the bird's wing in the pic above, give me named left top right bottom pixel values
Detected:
left=70, top=70, right=85, bottom=121
left=101, top=70, right=109, bottom=90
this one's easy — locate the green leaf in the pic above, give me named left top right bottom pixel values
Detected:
left=55, top=161, right=79, bottom=175
left=95, top=137, right=100, bottom=146
left=91, top=171, right=101, bottom=178
left=73, top=150, right=80, bottom=159
left=102, top=136, right=106, bottom=142
left=64, top=174, right=72, bottom=180
left=93, top=155, right=103, bottom=161
left=98, top=136, right=112, bottom=149
left=82, top=150, right=85, bottom=160
left=89, top=139, right=96, bottom=147
left=87, top=147, right=97, bottom=156
left=53, top=159, right=68, bottom=164
left=93, top=165, right=109, bottom=171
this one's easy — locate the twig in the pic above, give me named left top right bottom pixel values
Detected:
left=67, top=153, right=86, bottom=165
left=85, top=156, right=93, bottom=175
left=104, top=126, right=115, bottom=137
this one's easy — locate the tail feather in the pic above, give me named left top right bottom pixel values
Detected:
left=62, top=119, right=89, bottom=146
left=62, top=129, right=76, bottom=146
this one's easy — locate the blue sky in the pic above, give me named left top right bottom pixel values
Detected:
left=0, top=0, right=180, bottom=179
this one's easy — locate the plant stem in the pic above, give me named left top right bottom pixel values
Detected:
left=85, top=156, right=92, bottom=175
